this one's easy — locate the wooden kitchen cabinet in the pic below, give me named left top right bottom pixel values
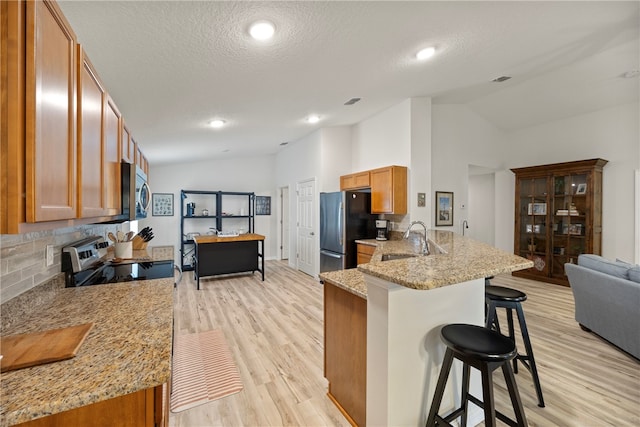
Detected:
left=77, top=46, right=108, bottom=218
left=356, top=243, right=376, bottom=265
left=104, top=95, right=122, bottom=216
left=340, top=171, right=370, bottom=190
left=136, top=144, right=149, bottom=176
left=122, top=121, right=135, bottom=163
left=370, top=165, right=407, bottom=214
left=25, top=0, right=78, bottom=223
left=15, top=383, right=169, bottom=427
left=512, top=158, right=607, bottom=286
left=324, top=280, right=367, bottom=427
left=2, top=0, right=153, bottom=233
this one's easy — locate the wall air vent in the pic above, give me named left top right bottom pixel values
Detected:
left=492, top=76, right=511, bottom=83
left=344, top=97, right=361, bottom=105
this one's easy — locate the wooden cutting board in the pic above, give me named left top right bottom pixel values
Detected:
left=1, top=323, right=94, bottom=373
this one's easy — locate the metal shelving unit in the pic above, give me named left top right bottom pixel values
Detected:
left=180, top=190, right=255, bottom=271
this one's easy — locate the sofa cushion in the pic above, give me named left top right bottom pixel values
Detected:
left=578, top=254, right=630, bottom=280
left=628, top=266, right=640, bottom=283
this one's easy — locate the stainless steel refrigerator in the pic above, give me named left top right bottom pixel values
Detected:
left=320, top=191, right=377, bottom=273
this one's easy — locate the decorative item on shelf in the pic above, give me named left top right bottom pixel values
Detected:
left=528, top=202, right=547, bottom=215
left=554, top=179, right=565, bottom=195
left=568, top=224, right=583, bottom=235
left=202, top=209, right=209, bottom=216
left=575, top=183, right=587, bottom=195
left=527, top=237, right=537, bottom=252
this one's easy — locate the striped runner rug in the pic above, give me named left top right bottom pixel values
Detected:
left=170, top=329, right=243, bottom=413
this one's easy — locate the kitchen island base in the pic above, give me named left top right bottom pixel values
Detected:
left=194, top=234, right=265, bottom=289
left=366, top=274, right=485, bottom=427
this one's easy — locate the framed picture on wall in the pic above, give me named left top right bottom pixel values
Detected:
left=435, top=191, right=454, bottom=226
left=152, top=193, right=174, bottom=216
left=255, top=196, right=271, bottom=215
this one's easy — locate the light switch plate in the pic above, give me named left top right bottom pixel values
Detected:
left=46, top=245, right=54, bottom=266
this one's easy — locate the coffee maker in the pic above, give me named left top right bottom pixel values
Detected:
left=186, top=202, right=196, bottom=216
left=376, top=219, right=389, bottom=241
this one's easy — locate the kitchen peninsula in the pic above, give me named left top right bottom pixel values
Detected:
left=320, top=231, right=532, bottom=427
left=0, top=248, right=175, bottom=427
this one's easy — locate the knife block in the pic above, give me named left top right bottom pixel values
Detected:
left=132, top=235, right=148, bottom=250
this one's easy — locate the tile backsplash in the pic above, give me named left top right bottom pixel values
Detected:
left=0, top=223, right=127, bottom=302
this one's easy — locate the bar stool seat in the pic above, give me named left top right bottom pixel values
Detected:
left=426, top=324, right=528, bottom=427
left=485, top=284, right=545, bottom=408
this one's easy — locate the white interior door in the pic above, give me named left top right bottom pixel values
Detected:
left=297, top=179, right=316, bottom=276
left=280, top=186, right=289, bottom=260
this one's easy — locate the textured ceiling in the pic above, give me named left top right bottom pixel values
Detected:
left=57, top=1, right=639, bottom=165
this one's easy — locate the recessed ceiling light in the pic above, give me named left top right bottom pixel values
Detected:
left=416, top=47, right=436, bottom=61
left=249, top=20, right=275, bottom=41
left=344, top=97, right=361, bottom=106
left=208, top=119, right=226, bottom=128
left=279, top=142, right=289, bottom=146
left=306, top=115, right=320, bottom=124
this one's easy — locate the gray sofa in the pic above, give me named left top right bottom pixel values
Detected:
left=565, top=254, right=640, bottom=360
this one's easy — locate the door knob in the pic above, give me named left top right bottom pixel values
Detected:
left=310, top=232, right=315, bottom=236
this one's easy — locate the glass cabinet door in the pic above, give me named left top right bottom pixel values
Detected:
left=517, top=177, right=549, bottom=276
left=551, top=173, right=588, bottom=280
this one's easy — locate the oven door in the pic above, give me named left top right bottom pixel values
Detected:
left=135, top=167, right=150, bottom=219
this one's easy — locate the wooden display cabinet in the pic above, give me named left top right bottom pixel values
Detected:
left=511, top=158, right=607, bottom=286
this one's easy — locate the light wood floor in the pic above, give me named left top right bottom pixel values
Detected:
left=170, top=261, right=639, bottom=427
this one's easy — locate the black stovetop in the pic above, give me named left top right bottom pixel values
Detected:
left=66, top=260, right=174, bottom=287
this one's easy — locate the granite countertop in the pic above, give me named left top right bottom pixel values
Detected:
left=0, top=247, right=175, bottom=426
left=321, top=231, right=533, bottom=298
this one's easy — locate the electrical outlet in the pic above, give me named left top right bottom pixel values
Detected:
left=46, top=244, right=54, bottom=267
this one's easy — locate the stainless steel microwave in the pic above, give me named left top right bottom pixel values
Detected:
left=135, top=166, right=150, bottom=219
left=114, top=162, right=149, bottom=222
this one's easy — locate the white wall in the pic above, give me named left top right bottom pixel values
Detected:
left=146, top=155, right=277, bottom=267
left=505, top=102, right=639, bottom=261
left=409, top=98, right=432, bottom=224
left=275, top=130, right=322, bottom=269
left=468, top=172, right=496, bottom=245
left=351, top=99, right=412, bottom=171
left=431, top=104, right=507, bottom=234
left=320, top=126, right=352, bottom=192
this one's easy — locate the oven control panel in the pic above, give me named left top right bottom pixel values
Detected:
left=62, top=236, right=109, bottom=273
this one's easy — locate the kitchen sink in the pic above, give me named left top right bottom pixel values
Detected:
left=381, top=253, right=419, bottom=261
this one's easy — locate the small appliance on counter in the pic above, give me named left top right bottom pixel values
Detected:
left=376, top=219, right=389, bottom=240
left=62, top=236, right=173, bottom=287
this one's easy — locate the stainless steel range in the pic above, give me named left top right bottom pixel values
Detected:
left=62, top=236, right=174, bottom=287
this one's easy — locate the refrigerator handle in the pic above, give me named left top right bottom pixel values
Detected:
left=338, top=202, right=344, bottom=246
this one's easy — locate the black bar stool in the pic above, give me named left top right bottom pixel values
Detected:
left=485, top=284, right=545, bottom=408
left=426, top=324, right=528, bottom=427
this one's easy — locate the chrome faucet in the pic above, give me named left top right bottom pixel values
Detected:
left=403, top=220, right=429, bottom=255
left=462, top=220, right=469, bottom=236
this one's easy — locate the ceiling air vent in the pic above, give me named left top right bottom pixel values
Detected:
left=344, top=97, right=361, bottom=105
left=492, top=76, right=511, bottom=83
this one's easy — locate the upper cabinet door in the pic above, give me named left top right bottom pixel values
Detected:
left=77, top=46, right=107, bottom=218
left=370, top=166, right=407, bottom=214
left=25, top=0, right=77, bottom=222
left=104, top=95, right=122, bottom=216
left=121, top=121, right=135, bottom=163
